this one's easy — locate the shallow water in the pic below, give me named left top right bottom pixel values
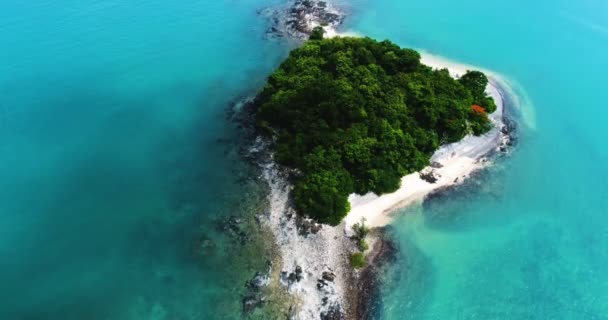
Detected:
left=346, top=0, right=608, bottom=318
left=0, top=1, right=288, bottom=319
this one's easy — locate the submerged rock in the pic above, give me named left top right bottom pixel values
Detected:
left=215, top=215, right=254, bottom=245
left=247, top=272, right=269, bottom=290
left=191, top=235, right=217, bottom=259
left=241, top=260, right=273, bottom=314
left=199, top=236, right=216, bottom=250
left=242, top=296, right=257, bottom=312
left=246, top=260, right=272, bottom=291
left=215, top=215, right=243, bottom=234
left=242, top=295, right=267, bottom=313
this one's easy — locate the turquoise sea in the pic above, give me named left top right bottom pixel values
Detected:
left=0, top=1, right=287, bottom=318
left=1, top=0, right=607, bottom=319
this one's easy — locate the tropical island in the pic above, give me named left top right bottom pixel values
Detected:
left=254, top=30, right=497, bottom=225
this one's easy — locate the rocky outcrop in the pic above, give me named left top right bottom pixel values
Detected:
left=281, top=265, right=305, bottom=286
left=499, top=117, right=517, bottom=153
left=420, top=169, right=440, bottom=183
left=259, top=0, right=345, bottom=39
left=242, top=261, right=272, bottom=314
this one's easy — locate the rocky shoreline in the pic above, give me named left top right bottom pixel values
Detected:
left=229, top=96, right=352, bottom=319
left=239, top=3, right=354, bottom=318
left=348, top=230, right=398, bottom=319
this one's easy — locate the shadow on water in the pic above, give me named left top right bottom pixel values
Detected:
left=420, top=165, right=510, bottom=233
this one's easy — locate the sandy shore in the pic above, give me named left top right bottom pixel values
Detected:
left=344, top=52, right=511, bottom=232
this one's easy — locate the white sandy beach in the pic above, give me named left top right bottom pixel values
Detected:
left=344, top=53, right=510, bottom=231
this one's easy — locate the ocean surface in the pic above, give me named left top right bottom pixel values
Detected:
left=0, top=1, right=287, bottom=319
left=1, top=0, right=607, bottom=319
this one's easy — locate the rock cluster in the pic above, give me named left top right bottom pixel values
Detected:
left=297, top=217, right=323, bottom=236
left=499, top=117, right=517, bottom=153
left=279, top=263, right=345, bottom=319
left=282, top=265, right=305, bottom=286
left=242, top=261, right=272, bottom=314
left=259, top=0, right=344, bottom=39
left=420, top=169, right=439, bottom=183
left=322, top=271, right=336, bottom=282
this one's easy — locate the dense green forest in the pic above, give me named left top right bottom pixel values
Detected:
left=255, top=32, right=496, bottom=225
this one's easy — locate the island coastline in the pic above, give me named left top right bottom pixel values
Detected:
left=243, top=51, right=518, bottom=320
left=237, top=1, right=521, bottom=319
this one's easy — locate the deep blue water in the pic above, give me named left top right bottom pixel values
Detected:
left=2, top=0, right=607, bottom=319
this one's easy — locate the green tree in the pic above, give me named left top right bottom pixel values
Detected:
left=293, top=168, right=353, bottom=225
left=350, top=252, right=366, bottom=269
left=458, top=70, right=488, bottom=97
left=309, top=26, right=325, bottom=41
left=255, top=37, right=496, bottom=225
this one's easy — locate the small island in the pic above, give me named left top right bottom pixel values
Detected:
left=254, top=31, right=497, bottom=225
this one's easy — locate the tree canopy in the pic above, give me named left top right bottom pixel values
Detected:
left=255, top=36, right=496, bottom=225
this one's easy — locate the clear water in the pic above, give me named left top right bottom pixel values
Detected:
left=0, top=1, right=287, bottom=319
left=346, top=0, right=608, bottom=318
left=2, top=0, right=607, bottom=319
